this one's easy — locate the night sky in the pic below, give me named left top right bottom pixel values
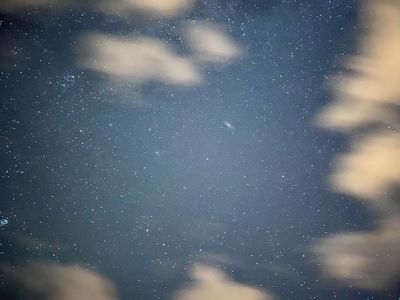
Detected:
left=1, top=0, right=399, bottom=299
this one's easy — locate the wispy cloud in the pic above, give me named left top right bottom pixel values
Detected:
left=0, top=0, right=195, bottom=17
left=185, top=22, right=242, bottom=64
left=314, top=217, right=400, bottom=290
left=173, top=264, right=276, bottom=300
left=2, top=262, right=118, bottom=300
left=95, top=0, right=195, bottom=18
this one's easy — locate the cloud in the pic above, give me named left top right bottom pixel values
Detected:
left=172, top=264, right=275, bottom=300
left=1, top=1, right=241, bottom=87
left=0, top=0, right=195, bottom=17
left=314, top=0, right=400, bottom=209
left=315, top=0, right=400, bottom=131
left=314, top=218, right=400, bottom=290
left=185, top=22, right=242, bottom=63
left=329, top=131, right=400, bottom=209
left=77, top=29, right=241, bottom=87
left=2, top=261, right=118, bottom=300
left=78, top=33, right=202, bottom=86
left=314, top=97, right=398, bottom=131
left=96, top=0, right=195, bottom=18
left=313, top=0, right=400, bottom=291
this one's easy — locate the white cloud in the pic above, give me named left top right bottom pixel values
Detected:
left=96, top=0, right=195, bottom=18
left=78, top=28, right=242, bottom=87
left=173, top=264, right=276, bottom=300
left=185, top=22, right=242, bottom=63
left=313, top=0, right=400, bottom=291
left=314, top=218, right=400, bottom=290
left=315, top=0, right=400, bottom=131
left=78, top=33, right=202, bottom=86
left=329, top=131, right=400, bottom=207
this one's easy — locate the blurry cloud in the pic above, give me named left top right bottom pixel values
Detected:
left=0, top=0, right=195, bottom=17
left=314, top=218, right=400, bottom=290
left=314, top=0, right=400, bottom=209
left=78, top=28, right=241, bottom=87
left=329, top=131, right=400, bottom=207
left=313, top=0, right=400, bottom=291
left=96, top=0, right=195, bottom=18
left=314, top=97, right=398, bottom=131
left=78, top=33, right=202, bottom=86
left=2, top=261, right=117, bottom=300
left=1, top=1, right=241, bottom=87
left=185, top=22, right=242, bottom=63
left=173, top=264, right=275, bottom=300
left=315, top=0, right=400, bottom=131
